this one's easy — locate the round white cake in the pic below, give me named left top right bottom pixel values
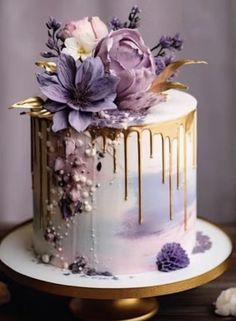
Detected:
left=32, top=89, right=197, bottom=275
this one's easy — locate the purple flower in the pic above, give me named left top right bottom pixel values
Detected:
left=110, top=5, right=141, bottom=31
left=37, top=54, right=119, bottom=132
left=172, top=33, right=183, bottom=51
left=95, top=28, right=159, bottom=111
left=155, top=57, right=166, bottom=75
left=156, top=243, right=190, bottom=272
left=192, top=231, right=212, bottom=254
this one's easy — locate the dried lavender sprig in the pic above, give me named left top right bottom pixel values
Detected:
left=151, top=33, right=183, bottom=75
left=41, top=17, right=64, bottom=59
left=110, top=5, right=141, bottom=30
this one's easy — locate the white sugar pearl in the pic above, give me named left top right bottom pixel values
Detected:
left=86, top=179, right=93, bottom=186
left=41, top=254, right=50, bottom=264
left=80, top=175, right=87, bottom=183
left=85, top=204, right=92, bottom=212
left=90, top=186, right=96, bottom=193
left=82, top=191, right=89, bottom=198
left=85, top=147, right=96, bottom=157
left=73, top=174, right=80, bottom=182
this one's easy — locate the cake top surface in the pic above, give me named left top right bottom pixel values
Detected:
left=11, top=6, right=204, bottom=133
left=91, top=89, right=197, bottom=129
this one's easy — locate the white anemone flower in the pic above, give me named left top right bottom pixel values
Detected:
left=62, top=34, right=96, bottom=61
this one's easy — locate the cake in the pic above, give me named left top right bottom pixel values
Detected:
left=11, top=7, right=203, bottom=276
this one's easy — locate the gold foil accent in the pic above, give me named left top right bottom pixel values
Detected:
left=10, top=97, right=44, bottom=109
left=150, top=60, right=207, bottom=93
left=10, top=96, right=52, bottom=119
left=35, top=61, right=57, bottom=73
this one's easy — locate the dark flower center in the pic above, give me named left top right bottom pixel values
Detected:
left=72, top=88, right=90, bottom=106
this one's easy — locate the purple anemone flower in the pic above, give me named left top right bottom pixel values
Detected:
left=37, top=54, right=119, bottom=132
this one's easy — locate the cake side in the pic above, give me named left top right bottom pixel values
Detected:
left=32, top=89, right=197, bottom=275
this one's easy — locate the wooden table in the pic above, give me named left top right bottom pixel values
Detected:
left=0, top=224, right=235, bottom=321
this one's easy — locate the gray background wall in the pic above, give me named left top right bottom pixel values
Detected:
left=1, top=0, right=236, bottom=224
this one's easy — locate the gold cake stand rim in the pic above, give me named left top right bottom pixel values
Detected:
left=0, top=218, right=233, bottom=300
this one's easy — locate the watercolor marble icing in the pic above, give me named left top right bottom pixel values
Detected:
left=32, top=89, right=197, bottom=275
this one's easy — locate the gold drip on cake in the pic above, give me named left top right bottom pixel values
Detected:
left=168, top=138, right=174, bottom=221
left=161, top=134, right=165, bottom=184
left=176, top=129, right=181, bottom=190
left=124, top=134, right=128, bottom=201
left=41, top=120, right=49, bottom=229
left=192, top=112, right=197, bottom=168
left=184, top=129, right=188, bottom=230
left=136, top=131, right=144, bottom=225
left=113, top=146, right=117, bottom=174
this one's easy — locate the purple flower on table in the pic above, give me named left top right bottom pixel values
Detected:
left=37, top=54, right=119, bottom=132
left=95, top=28, right=160, bottom=111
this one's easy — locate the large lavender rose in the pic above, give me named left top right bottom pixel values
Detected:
left=95, top=28, right=159, bottom=111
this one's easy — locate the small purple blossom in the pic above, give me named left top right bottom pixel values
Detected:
left=156, top=243, right=190, bottom=272
left=37, top=54, right=119, bottom=132
left=155, top=57, right=166, bottom=75
left=109, top=17, right=123, bottom=30
left=46, top=16, right=61, bottom=30
left=159, top=33, right=183, bottom=51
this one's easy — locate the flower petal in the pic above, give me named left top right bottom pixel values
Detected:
left=80, top=98, right=117, bottom=112
left=37, top=73, right=70, bottom=103
left=88, top=74, right=119, bottom=101
left=75, top=57, right=104, bottom=89
left=44, top=99, right=67, bottom=112
left=52, top=110, right=69, bottom=132
left=68, top=110, right=92, bottom=132
left=57, top=54, right=76, bottom=90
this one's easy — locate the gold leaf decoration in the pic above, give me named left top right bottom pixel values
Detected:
left=150, top=59, right=207, bottom=93
left=28, top=109, right=52, bottom=118
left=35, top=61, right=57, bottom=73
left=10, top=97, right=44, bottom=109
left=150, top=81, right=188, bottom=93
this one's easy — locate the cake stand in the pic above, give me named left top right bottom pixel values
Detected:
left=0, top=218, right=232, bottom=321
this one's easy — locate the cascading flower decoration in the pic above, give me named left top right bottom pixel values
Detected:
left=11, top=5, right=205, bottom=132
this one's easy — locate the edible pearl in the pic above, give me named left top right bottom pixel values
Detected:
left=85, top=204, right=92, bottom=212
left=82, top=191, right=89, bottom=198
left=41, top=254, right=50, bottom=264
left=86, top=179, right=93, bottom=186
left=85, top=148, right=96, bottom=157
left=90, top=186, right=96, bottom=193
